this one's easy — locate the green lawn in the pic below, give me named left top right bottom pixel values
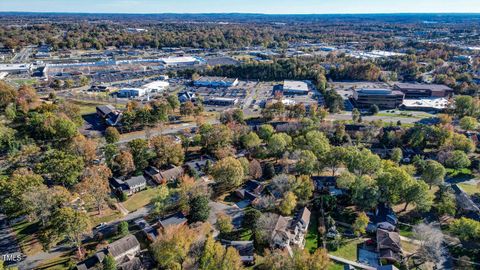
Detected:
left=329, top=238, right=364, bottom=261
left=305, top=211, right=320, bottom=253
left=90, top=208, right=123, bottom=226
left=457, top=183, right=480, bottom=195
left=11, top=220, right=43, bottom=256
left=398, top=224, right=414, bottom=238
left=123, top=188, right=160, bottom=212
left=446, top=168, right=473, bottom=178
left=328, top=262, right=345, bottom=270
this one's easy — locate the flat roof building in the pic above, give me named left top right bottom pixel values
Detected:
left=116, top=88, right=149, bottom=98
left=160, top=56, right=203, bottom=66
left=194, top=76, right=239, bottom=88
left=353, top=88, right=404, bottom=109
left=204, top=97, right=238, bottom=106
left=142, top=80, right=170, bottom=92
left=393, top=83, right=453, bottom=98
left=282, top=80, right=309, bottom=95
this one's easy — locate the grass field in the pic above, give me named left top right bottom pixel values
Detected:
left=67, top=99, right=125, bottom=115
left=123, top=188, right=159, bottom=212
left=90, top=207, right=123, bottom=226
left=329, top=238, right=364, bottom=261
left=305, top=211, right=320, bottom=253
left=11, top=220, right=43, bottom=256
left=328, top=262, right=345, bottom=270
left=458, top=182, right=480, bottom=195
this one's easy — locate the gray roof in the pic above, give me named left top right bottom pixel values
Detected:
left=125, top=176, right=146, bottom=188
left=394, top=83, right=452, bottom=92
left=97, top=105, right=115, bottom=115
left=107, top=234, right=140, bottom=259
left=159, top=212, right=187, bottom=228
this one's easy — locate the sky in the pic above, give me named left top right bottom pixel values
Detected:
left=1, top=0, right=480, bottom=14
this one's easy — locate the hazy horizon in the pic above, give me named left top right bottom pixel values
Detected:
left=1, top=0, right=480, bottom=14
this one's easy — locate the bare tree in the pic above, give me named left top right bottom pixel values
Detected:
left=412, top=223, right=446, bottom=268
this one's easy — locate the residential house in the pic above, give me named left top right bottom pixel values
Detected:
left=76, top=234, right=142, bottom=270
left=312, top=176, right=344, bottom=196
left=270, top=207, right=311, bottom=254
left=376, top=228, right=402, bottom=264
left=108, top=234, right=141, bottom=262
left=235, top=180, right=264, bottom=203
left=145, top=165, right=184, bottom=185
left=158, top=212, right=188, bottom=230
left=222, top=240, right=255, bottom=265
left=96, top=105, right=123, bottom=126
left=134, top=218, right=158, bottom=242
left=367, top=203, right=398, bottom=233
left=110, top=176, right=147, bottom=196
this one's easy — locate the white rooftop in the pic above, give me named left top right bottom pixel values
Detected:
left=143, top=80, right=169, bottom=90
left=402, top=98, right=450, bottom=110
left=160, top=56, right=199, bottom=64
left=283, top=80, right=309, bottom=91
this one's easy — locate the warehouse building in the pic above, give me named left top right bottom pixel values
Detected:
left=282, top=80, right=309, bottom=95
left=393, top=83, right=453, bottom=98
left=353, top=88, right=405, bottom=109
left=194, top=76, right=239, bottom=88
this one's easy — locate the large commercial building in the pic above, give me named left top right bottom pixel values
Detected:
left=116, top=88, right=148, bottom=98
left=393, top=83, right=453, bottom=98
left=282, top=80, right=309, bottom=95
left=117, top=80, right=169, bottom=98
left=194, top=76, right=239, bottom=88
left=160, top=56, right=203, bottom=67
left=204, top=97, right=238, bottom=106
left=353, top=88, right=405, bottom=109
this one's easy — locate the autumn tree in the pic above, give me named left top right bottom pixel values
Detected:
left=259, top=248, right=329, bottom=270
left=241, top=132, right=262, bottom=153
left=0, top=168, right=44, bottom=214
left=279, top=191, right=297, bottom=215
left=127, top=139, right=150, bottom=173
left=76, top=165, right=112, bottom=215
left=459, top=116, right=478, bottom=131
left=69, top=134, right=98, bottom=164
left=23, top=185, right=71, bottom=227
left=150, top=135, right=185, bottom=168
left=211, top=157, right=245, bottom=191
left=199, top=236, right=244, bottom=270
left=257, top=124, right=275, bottom=140
left=200, top=124, right=233, bottom=153
left=216, top=213, right=234, bottom=235
left=105, top=127, right=120, bottom=144
left=151, top=225, right=200, bottom=269
left=151, top=185, right=170, bottom=217
left=353, top=212, right=369, bottom=236
left=50, top=207, right=91, bottom=257
left=38, top=150, right=84, bottom=186
left=249, top=159, right=263, bottom=179
left=113, top=150, right=135, bottom=176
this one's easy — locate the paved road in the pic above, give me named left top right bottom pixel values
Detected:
left=0, top=215, right=22, bottom=266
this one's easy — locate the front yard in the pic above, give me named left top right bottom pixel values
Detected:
left=329, top=238, right=365, bottom=262
left=11, top=220, right=43, bottom=256
left=457, top=182, right=480, bottom=195
left=123, top=187, right=160, bottom=212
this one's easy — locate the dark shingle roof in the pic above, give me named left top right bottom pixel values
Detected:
left=107, top=234, right=140, bottom=259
